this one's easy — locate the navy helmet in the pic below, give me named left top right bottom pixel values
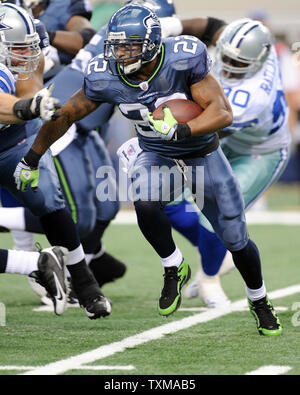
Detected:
left=125, top=0, right=176, bottom=18
left=104, top=4, right=161, bottom=75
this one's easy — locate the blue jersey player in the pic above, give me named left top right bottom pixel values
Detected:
left=14, top=4, right=282, bottom=335
left=0, top=2, right=111, bottom=319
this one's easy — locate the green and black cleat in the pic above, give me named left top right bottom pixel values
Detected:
left=158, top=260, right=191, bottom=317
left=248, top=296, right=283, bottom=336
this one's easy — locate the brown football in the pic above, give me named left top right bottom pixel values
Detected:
left=152, top=99, right=203, bottom=124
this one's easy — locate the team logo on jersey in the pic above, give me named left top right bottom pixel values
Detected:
left=0, top=14, right=12, bottom=32
left=139, top=81, right=149, bottom=91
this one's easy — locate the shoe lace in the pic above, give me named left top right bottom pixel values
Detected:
left=161, top=268, right=179, bottom=297
left=253, top=299, right=279, bottom=329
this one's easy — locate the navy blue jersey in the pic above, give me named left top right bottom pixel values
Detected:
left=0, top=64, right=41, bottom=153
left=39, top=0, right=92, bottom=64
left=84, top=35, right=215, bottom=157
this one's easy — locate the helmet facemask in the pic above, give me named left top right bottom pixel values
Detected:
left=0, top=31, right=41, bottom=80
left=105, top=30, right=160, bottom=75
left=215, top=19, right=272, bottom=85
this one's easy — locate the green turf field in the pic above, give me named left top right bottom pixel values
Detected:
left=0, top=212, right=300, bottom=375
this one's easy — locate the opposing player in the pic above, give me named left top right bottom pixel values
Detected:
left=167, top=19, right=290, bottom=309
left=0, top=3, right=111, bottom=319
left=14, top=4, right=282, bottom=335
left=22, top=0, right=96, bottom=64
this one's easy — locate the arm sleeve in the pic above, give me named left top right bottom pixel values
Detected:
left=187, top=45, right=212, bottom=86
left=68, top=0, right=93, bottom=20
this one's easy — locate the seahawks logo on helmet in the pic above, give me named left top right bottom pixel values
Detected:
left=143, top=13, right=160, bottom=30
left=0, top=13, right=12, bottom=32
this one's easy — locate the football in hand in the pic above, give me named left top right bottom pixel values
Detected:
left=152, top=99, right=203, bottom=124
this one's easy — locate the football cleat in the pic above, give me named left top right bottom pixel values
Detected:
left=71, top=268, right=112, bottom=320
left=29, top=246, right=68, bottom=316
left=158, top=260, right=191, bottom=317
left=248, top=296, right=283, bottom=336
left=89, top=252, right=127, bottom=287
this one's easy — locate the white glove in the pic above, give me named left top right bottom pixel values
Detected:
left=30, top=83, right=60, bottom=121
left=13, top=83, right=60, bottom=121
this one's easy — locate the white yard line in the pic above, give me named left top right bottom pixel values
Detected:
left=112, top=210, right=300, bottom=226
left=245, top=365, right=292, bottom=375
left=22, top=284, right=300, bottom=376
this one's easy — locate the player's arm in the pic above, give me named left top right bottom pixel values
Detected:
left=181, top=17, right=226, bottom=46
left=29, top=88, right=100, bottom=158
left=48, top=16, right=96, bottom=56
left=188, top=73, right=233, bottom=135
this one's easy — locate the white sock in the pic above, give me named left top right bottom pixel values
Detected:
left=0, top=207, right=26, bottom=230
left=12, top=230, right=35, bottom=251
left=85, top=245, right=105, bottom=265
left=66, top=244, right=85, bottom=266
left=161, top=247, right=183, bottom=268
left=245, top=281, right=267, bottom=302
left=6, top=250, right=39, bottom=275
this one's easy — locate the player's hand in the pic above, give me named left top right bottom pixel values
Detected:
left=147, top=105, right=177, bottom=140
left=147, top=105, right=191, bottom=141
left=30, top=83, right=60, bottom=121
left=13, top=83, right=60, bottom=121
left=13, top=158, right=39, bottom=192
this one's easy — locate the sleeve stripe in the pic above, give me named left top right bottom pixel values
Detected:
left=0, top=80, right=10, bottom=94
left=0, top=70, right=15, bottom=94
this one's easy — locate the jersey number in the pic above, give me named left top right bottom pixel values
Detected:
left=173, top=36, right=198, bottom=55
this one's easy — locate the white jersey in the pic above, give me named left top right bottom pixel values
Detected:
left=215, top=46, right=291, bottom=154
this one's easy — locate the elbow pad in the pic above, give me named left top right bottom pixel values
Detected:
left=79, top=28, right=97, bottom=47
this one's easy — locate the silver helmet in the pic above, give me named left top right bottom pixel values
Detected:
left=0, top=3, right=41, bottom=80
left=215, top=18, right=273, bottom=82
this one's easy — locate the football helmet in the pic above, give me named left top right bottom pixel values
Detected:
left=22, top=0, right=48, bottom=8
left=0, top=3, right=41, bottom=79
left=125, top=0, right=176, bottom=18
left=104, top=4, right=161, bottom=75
left=215, top=18, right=273, bottom=83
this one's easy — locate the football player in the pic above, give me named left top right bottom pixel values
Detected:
left=0, top=3, right=111, bottom=319
left=14, top=4, right=282, bottom=335
left=164, top=19, right=290, bottom=312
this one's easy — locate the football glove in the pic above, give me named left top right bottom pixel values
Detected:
left=14, top=157, right=39, bottom=192
left=147, top=105, right=191, bottom=141
left=13, top=83, right=60, bottom=122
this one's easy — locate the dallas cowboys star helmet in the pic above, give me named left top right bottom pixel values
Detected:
left=104, top=4, right=161, bottom=75
left=125, top=0, right=176, bottom=18
left=0, top=3, right=41, bottom=79
left=215, top=18, right=273, bottom=82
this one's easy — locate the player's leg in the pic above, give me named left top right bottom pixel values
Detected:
left=0, top=247, right=68, bottom=315
left=83, top=131, right=126, bottom=285
left=0, top=136, right=111, bottom=320
left=186, top=147, right=282, bottom=335
left=131, top=151, right=191, bottom=316
left=0, top=187, right=35, bottom=251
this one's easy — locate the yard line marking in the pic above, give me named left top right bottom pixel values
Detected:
left=0, top=366, right=38, bottom=371
left=179, top=306, right=289, bottom=312
left=80, top=365, right=135, bottom=371
left=22, top=284, right=300, bottom=376
left=245, top=365, right=292, bottom=375
left=112, top=210, right=300, bottom=226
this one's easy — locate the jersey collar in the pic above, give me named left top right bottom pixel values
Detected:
left=116, top=44, right=165, bottom=89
